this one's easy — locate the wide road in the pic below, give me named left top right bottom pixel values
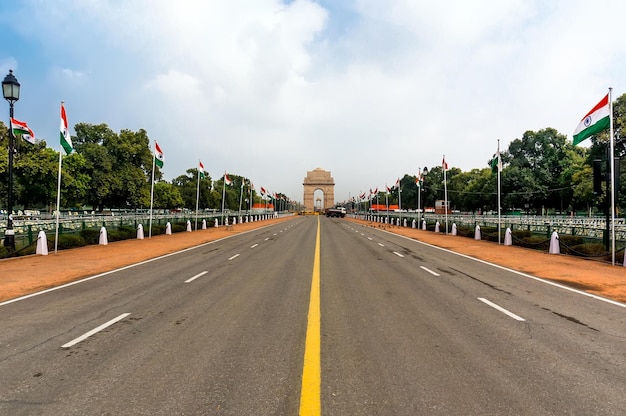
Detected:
left=1, top=216, right=625, bottom=415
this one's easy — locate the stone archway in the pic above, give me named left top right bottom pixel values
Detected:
left=303, top=168, right=335, bottom=212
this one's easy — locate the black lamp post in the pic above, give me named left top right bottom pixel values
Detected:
left=2, top=70, right=20, bottom=249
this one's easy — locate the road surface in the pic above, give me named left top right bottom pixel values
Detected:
left=1, top=216, right=625, bottom=415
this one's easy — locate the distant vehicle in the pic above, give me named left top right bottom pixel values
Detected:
left=325, top=207, right=346, bottom=218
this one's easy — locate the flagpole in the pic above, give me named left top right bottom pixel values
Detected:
left=149, top=141, right=156, bottom=238
left=497, top=139, right=501, bottom=245
left=238, top=181, right=244, bottom=218
left=608, top=87, right=616, bottom=265
left=443, top=155, right=448, bottom=235
left=195, top=161, right=200, bottom=231
left=54, top=149, right=63, bottom=254
left=221, top=172, right=226, bottom=225
left=397, top=181, right=402, bottom=225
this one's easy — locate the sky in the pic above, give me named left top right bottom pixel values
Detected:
left=1, top=0, right=626, bottom=205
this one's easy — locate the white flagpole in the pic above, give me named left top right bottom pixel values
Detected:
left=443, top=155, right=448, bottom=235
left=397, top=181, right=402, bottom=224
left=609, top=87, right=616, bottom=265
left=221, top=172, right=226, bottom=224
left=497, top=139, right=502, bottom=245
left=195, top=162, right=200, bottom=231
left=54, top=148, right=63, bottom=254
left=238, top=181, right=244, bottom=218
left=417, top=169, right=421, bottom=218
left=148, top=141, right=156, bottom=238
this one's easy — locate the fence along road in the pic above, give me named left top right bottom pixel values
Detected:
left=1, top=216, right=625, bottom=414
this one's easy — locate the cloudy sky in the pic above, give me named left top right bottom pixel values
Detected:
left=1, top=0, right=625, bottom=204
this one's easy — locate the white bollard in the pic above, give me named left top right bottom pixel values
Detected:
left=186, top=220, right=192, bottom=232
left=166, top=222, right=172, bottom=235
left=403, top=219, right=407, bottom=227
left=452, top=223, right=457, bottom=236
left=474, top=224, right=481, bottom=240
left=202, top=219, right=207, bottom=230
left=214, top=219, right=219, bottom=228
left=137, top=224, right=144, bottom=239
left=435, top=221, right=440, bottom=233
left=549, top=231, right=560, bottom=254
left=412, top=219, right=416, bottom=229
left=36, top=230, right=48, bottom=255
left=504, top=228, right=512, bottom=246
left=99, top=227, right=108, bottom=245
left=422, top=220, right=426, bottom=230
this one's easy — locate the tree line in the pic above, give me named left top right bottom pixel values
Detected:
left=1, top=94, right=626, bottom=215
left=361, top=94, right=626, bottom=216
left=0, top=122, right=276, bottom=213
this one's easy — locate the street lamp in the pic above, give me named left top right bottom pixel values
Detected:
left=2, top=70, right=20, bottom=250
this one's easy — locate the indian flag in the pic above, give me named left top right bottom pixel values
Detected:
left=573, top=94, right=610, bottom=145
left=154, top=142, right=164, bottom=168
left=199, top=160, right=205, bottom=179
left=60, top=102, right=73, bottom=154
left=10, top=117, right=36, bottom=145
left=224, top=173, right=232, bottom=186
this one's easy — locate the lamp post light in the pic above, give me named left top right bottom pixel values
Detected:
left=421, top=166, right=429, bottom=222
left=2, top=70, right=20, bottom=250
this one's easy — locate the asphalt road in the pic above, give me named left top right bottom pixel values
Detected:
left=1, top=216, right=625, bottom=415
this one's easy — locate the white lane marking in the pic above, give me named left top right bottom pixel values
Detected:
left=367, top=237, right=373, bottom=241
left=265, top=237, right=270, bottom=241
left=378, top=243, right=385, bottom=247
left=250, top=244, right=259, bottom=248
left=273, top=233, right=277, bottom=236
left=0, top=221, right=283, bottom=307
left=478, top=298, right=526, bottom=321
left=185, top=271, right=208, bottom=283
left=420, top=266, right=440, bottom=276
left=360, top=233, right=365, bottom=236
left=393, top=251, right=404, bottom=257
left=62, top=313, right=131, bottom=349
left=371, top=226, right=626, bottom=309
left=228, top=254, right=240, bottom=261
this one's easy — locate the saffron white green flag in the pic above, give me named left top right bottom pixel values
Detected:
left=60, top=102, right=73, bottom=154
left=573, top=94, right=610, bottom=145
left=154, top=142, right=164, bottom=168
left=224, top=173, right=232, bottom=186
left=10, top=117, right=36, bottom=144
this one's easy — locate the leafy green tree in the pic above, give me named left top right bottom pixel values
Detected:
left=13, top=141, right=57, bottom=210
left=153, top=181, right=184, bottom=209
left=73, top=124, right=152, bottom=211
left=506, top=128, right=573, bottom=213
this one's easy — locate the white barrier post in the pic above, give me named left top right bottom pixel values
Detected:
left=549, top=231, right=560, bottom=254
left=99, top=227, right=108, bottom=245
left=36, top=230, right=48, bottom=255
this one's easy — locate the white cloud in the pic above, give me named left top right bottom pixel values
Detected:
left=11, top=0, right=626, bottom=202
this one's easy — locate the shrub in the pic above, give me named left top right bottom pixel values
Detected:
left=80, top=229, right=101, bottom=245
left=57, top=234, right=87, bottom=249
left=108, top=226, right=136, bottom=242
left=566, top=243, right=607, bottom=257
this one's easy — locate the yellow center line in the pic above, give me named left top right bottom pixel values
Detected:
left=299, top=216, right=321, bottom=415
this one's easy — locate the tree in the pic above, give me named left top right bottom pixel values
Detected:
left=506, top=128, right=573, bottom=213
left=153, top=181, right=183, bottom=209
left=73, top=124, right=152, bottom=211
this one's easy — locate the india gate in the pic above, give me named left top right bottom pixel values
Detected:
left=303, top=168, right=335, bottom=212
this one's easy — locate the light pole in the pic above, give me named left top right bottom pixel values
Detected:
left=2, top=70, right=20, bottom=250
